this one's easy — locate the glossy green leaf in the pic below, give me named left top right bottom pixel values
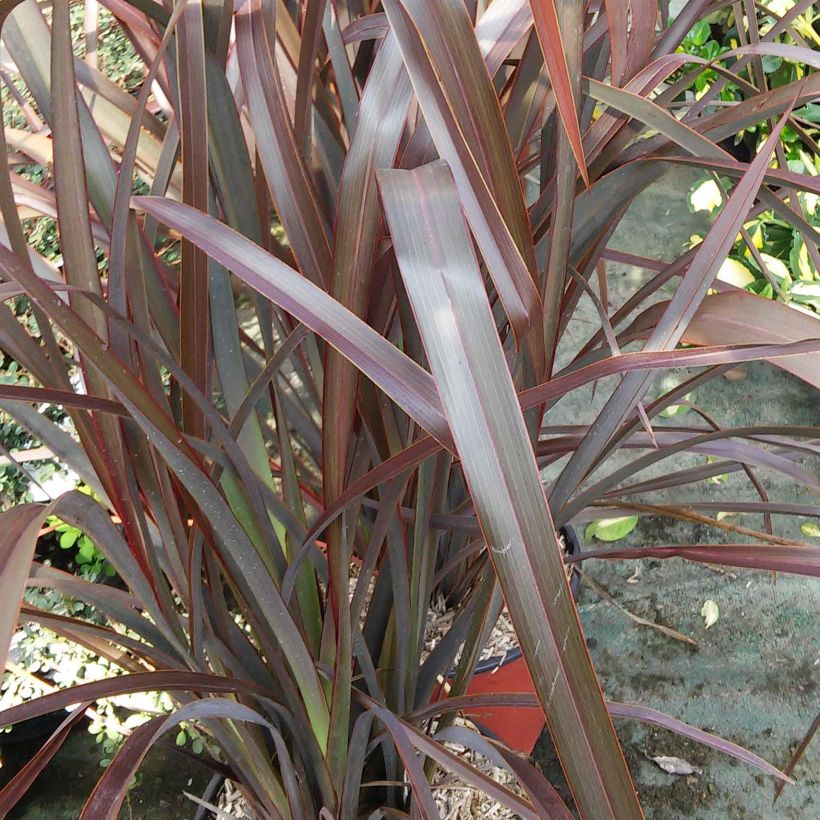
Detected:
left=585, top=516, right=639, bottom=543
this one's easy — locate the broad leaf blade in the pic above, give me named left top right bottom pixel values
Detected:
left=605, top=0, right=656, bottom=85
left=0, top=671, right=274, bottom=728
left=495, top=743, right=573, bottom=818
left=320, top=36, right=413, bottom=784
left=607, top=702, right=792, bottom=783
left=235, top=0, right=332, bottom=288
left=379, top=160, right=641, bottom=818
left=628, top=292, right=820, bottom=390
left=416, top=693, right=792, bottom=782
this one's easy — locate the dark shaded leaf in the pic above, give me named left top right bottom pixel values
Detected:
left=0, top=704, right=90, bottom=816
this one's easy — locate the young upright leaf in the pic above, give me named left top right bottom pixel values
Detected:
left=527, top=0, right=589, bottom=184
left=176, top=0, right=210, bottom=437
left=235, top=0, right=332, bottom=288
left=383, top=0, right=541, bottom=344
left=605, top=0, right=656, bottom=85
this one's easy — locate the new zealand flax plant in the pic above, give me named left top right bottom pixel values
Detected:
left=0, top=0, right=819, bottom=816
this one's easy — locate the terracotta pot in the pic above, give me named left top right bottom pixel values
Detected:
left=440, top=525, right=581, bottom=754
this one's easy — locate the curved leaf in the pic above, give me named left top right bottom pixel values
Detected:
left=80, top=699, right=292, bottom=820
left=628, top=292, right=820, bottom=389
left=132, top=196, right=451, bottom=447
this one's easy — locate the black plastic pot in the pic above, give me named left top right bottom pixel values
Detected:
left=1, top=711, right=68, bottom=746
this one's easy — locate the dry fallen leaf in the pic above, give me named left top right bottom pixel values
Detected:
left=651, top=755, right=703, bottom=776
left=722, top=366, right=748, bottom=382
left=701, top=599, right=719, bottom=629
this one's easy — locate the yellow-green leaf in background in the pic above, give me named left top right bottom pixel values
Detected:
left=658, top=374, right=697, bottom=417
left=585, top=516, right=639, bottom=543
left=759, top=253, right=791, bottom=284
left=792, top=238, right=817, bottom=282
left=717, top=258, right=755, bottom=288
left=660, top=390, right=697, bottom=418
left=790, top=282, right=820, bottom=312
left=705, top=455, right=729, bottom=484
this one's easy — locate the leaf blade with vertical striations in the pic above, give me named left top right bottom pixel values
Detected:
left=527, top=0, right=589, bottom=184
left=176, top=0, right=210, bottom=437
left=383, top=0, right=541, bottom=344
left=379, top=160, right=642, bottom=818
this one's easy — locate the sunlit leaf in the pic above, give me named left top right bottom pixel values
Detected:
left=585, top=516, right=639, bottom=543
left=717, top=258, right=755, bottom=288
left=689, top=178, right=723, bottom=212
left=380, top=160, right=641, bottom=817
left=760, top=253, right=791, bottom=283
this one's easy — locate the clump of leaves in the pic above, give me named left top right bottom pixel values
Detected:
left=0, top=1, right=817, bottom=817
